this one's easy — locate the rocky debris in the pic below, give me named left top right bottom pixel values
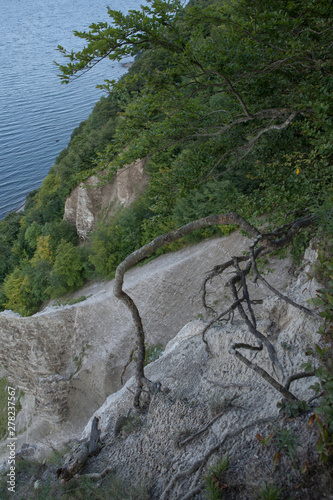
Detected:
left=69, top=245, right=323, bottom=497
left=63, top=159, right=148, bottom=240
left=76, top=295, right=322, bottom=498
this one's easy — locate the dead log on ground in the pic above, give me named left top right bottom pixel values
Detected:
left=57, top=416, right=102, bottom=482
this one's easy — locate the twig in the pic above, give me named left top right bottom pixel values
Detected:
left=75, top=466, right=113, bottom=480
left=160, top=417, right=276, bottom=500
left=179, top=400, right=237, bottom=447
left=284, top=370, right=316, bottom=391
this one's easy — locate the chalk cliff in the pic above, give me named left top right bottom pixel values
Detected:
left=63, top=159, right=148, bottom=240
left=0, top=240, right=324, bottom=498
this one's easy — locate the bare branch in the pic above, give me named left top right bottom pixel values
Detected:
left=229, top=343, right=297, bottom=401
left=114, top=212, right=260, bottom=406
left=284, top=370, right=316, bottom=391
left=161, top=417, right=276, bottom=500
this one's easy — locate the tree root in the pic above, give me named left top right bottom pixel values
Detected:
left=74, top=467, right=114, bottom=480
left=160, top=417, right=276, bottom=500
left=114, top=212, right=264, bottom=407
left=113, top=211, right=317, bottom=408
left=199, top=212, right=319, bottom=403
left=178, top=396, right=239, bottom=447
left=284, top=370, right=316, bottom=391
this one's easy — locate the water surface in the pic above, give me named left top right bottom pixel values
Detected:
left=0, top=0, right=141, bottom=219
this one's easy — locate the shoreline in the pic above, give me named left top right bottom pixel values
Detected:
left=15, top=202, right=25, bottom=213
left=0, top=201, right=25, bottom=221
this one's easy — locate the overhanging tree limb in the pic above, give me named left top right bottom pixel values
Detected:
left=114, top=211, right=317, bottom=406
left=114, top=212, right=259, bottom=405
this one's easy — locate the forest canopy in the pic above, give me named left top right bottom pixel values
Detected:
left=57, top=0, right=332, bottom=197
left=0, top=0, right=331, bottom=315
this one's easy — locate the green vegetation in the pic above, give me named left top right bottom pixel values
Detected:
left=258, top=482, right=282, bottom=500
left=203, top=454, right=229, bottom=499
left=0, top=0, right=331, bottom=334
left=133, top=342, right=164, bottom=366
left=276, top=399, right=310, bottom=419
left=0, top=459, right=148, bottom=500
left=0, top=3, right=330, bottom=494
left=275, top=428, right=301, bottom=462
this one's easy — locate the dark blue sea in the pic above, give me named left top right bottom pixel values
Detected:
left=0, top=0, right=141, bottom=219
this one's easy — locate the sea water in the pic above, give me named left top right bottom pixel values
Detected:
left=0, top=0, right=142, bottom=219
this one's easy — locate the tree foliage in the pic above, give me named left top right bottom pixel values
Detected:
left=57, top=0, right=332, bottom=197
left=0, top=0, right=331, bottom=316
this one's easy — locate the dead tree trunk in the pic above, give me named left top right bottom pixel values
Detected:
left=57, top=417, right=102, bottom=482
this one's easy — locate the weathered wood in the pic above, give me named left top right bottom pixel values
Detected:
left=88, top=416, right=101, bottom=456
left=57, top=417, right=102, bottom=482
left=57, top=442, right=89, bottom=482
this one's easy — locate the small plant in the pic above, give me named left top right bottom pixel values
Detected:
left=133, top=342, right=164, bottom=366
left=114, top=414, right=142, bottom=438
left=258, top=482, right=282, bottom=500
left=218, top=224, right=238, bottom=237
left=70, top=343, right=91, bottom=379
left=145, top=343, right=164, bottom=364
left=281, top=342, right=292, bottom=351
left=203, top=454, right=229, bottom=500
left=275, top=428, right=301, bottom=462
left=277, top=399, right=310, bottom=418
left=256, top=433, right=272, bottom=447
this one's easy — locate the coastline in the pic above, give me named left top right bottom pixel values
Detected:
left=15, top=203, right=25, bottom=213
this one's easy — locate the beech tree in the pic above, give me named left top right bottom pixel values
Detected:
left=57, top=0, right=332, bottom=190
